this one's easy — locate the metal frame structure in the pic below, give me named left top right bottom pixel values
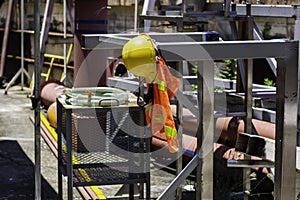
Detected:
left=235, top=4, right=300, bottom=17
left=56, top=97, right=151, bottom=200
left=139, top=2, right=300, bottom=87
left=26, top=1, right=300, bottom=199
left=33, top=1, right=41, bottom=199
left=139, top=3, right=300, bottom=29
left=31, top=0, right=74, bottom=198
left=4, top=0, right=31, bottom=94
left=3, top=0, right=74, bottom=94
left=139, top=3, right=299, bottom=78
left=81, top=33, right=299, bottom=199
left=0, top=0, right=14, bottom=78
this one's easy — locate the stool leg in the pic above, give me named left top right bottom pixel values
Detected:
left=129, top=184, right=134, bottom=199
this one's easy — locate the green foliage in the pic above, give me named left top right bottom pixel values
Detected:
left=219, top=66, right=236, bottom=80
left=264, top=78, right=276, bottom=87
left=191, top=84, right=197, bottom=91
left=218, top=59, right=237, bottom=80
left=191, top=66, right=198, bottom=75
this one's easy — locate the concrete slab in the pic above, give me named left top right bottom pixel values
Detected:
left=0, top=86, right=81, bottom=199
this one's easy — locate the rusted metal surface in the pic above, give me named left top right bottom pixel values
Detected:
left=74, top=0, right=108, bottom=83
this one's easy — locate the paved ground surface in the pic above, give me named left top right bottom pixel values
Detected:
left=0, top=85, right=299, bottom=200
left=0, top=85, right=73, bottom=199
left=0, top=85, right=176, bottom=200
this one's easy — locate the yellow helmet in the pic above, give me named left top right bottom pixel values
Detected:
left=122, top=33, right=157, bottom=82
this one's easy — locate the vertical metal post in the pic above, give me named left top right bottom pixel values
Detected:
left=63, top=0, right=67, bottom=84
left=30, top=0, right=54, bottom=97
left=294, top=7, right=300, bottom=124
left=229, top=20, right=246, bottom=92
left=4, top=0, right=30, bottom=94
left=134, top=0, right=138, bottom=32
left=198, top=60, right=215, bottom=200
left=243, top=5, right=253, bottom=200
left=175, top=62, right=183, bottom=200
left=39, top=0, right=54, bottom=71
left=66, top=0, right=74, bottom=31
left=57, top=100, right=63, bottom=199
left=275, top=43, right=298, bottom=199
left=20, top=0, right=24, bottom=89
left=145, top=127, right=151, bottom=200
left=181, top=0, right=186, bottom=16
left=34, top=0, right=41, bottom=199
left=224, top=0, right=231, bottom=18
left=40, top=0, right=52, bottom=47
left=244, top=3, right=254, bottom=145
left=141, top=0, right=155, bottom=32
left=196, top=63, right=204, bottom=200
left=243, top=60, right=253, bottom=200
left=66, top=109, right=73, bottom=200
left=0, top=0, right=14, bottom=77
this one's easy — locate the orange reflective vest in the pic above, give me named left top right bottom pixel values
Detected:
left=145, top=57, right=180, bottom=153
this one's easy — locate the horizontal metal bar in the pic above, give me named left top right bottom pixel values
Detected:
left=236, top=4, right=300, bottom=18
left=214, top=111, right=246, bottom=118
left=140, top=14, right=183, bottom=20
left=187, top=77, right=276, bottom=92
left=75, top=19, right=107, bottom=24
left=158, top=40, right=296, bottom=60
left=227, top=159, right=274, bottom=168
left=82, top=32, right=219, bottom=49
left=141, top=4, right=300, bottom=19
left=82, top=34, right=298, bottom=60
left=108, top=77, right=141, bottom=92
left=109, top=76, right=276, bottom=94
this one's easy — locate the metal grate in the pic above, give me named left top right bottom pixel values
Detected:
left=60, top=105, right=150, bottom=186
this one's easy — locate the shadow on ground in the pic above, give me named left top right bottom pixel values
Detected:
left=0, top=140, right=57, bottom=199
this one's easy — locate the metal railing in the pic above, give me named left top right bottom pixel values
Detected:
left=81, top=33, right=299, bottom=200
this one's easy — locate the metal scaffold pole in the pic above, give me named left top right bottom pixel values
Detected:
left=0, top=0, right=14, bottom=79
left=34, top=0, right=41, bottom=199
left=63, top=0, right=67, bottom=84
left=4, top=0, right=30, bottom=94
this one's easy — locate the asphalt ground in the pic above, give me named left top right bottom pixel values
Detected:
left=0, top=85, right=83, bottom=199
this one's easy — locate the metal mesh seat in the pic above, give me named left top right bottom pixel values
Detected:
left=58, top=101, right=151, bottom=199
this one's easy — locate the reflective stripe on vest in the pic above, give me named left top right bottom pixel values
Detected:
left=157, top=80, right=166, bottom=92
left=164, top=125, right=177, bottom=138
